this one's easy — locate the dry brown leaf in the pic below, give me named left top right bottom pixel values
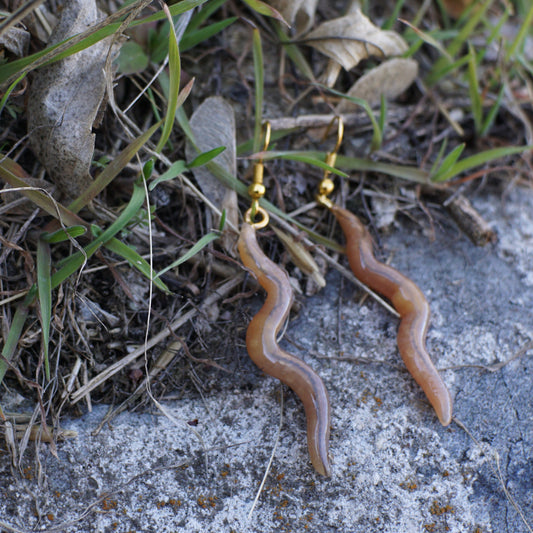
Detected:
left=305, top=10, right=408, bottom=73
left=185, top=96, right=239, bottom=252
left=321, top=60, right=343, bottom=89
left=336, top=58, right=418, bottom=111
left=0, top=26, right=30, bottom=57
left=267, top=0, right=318, bottom=35
left=271, top=226, right=325, bottom=288
left=27, top=0, right=113, bottom=200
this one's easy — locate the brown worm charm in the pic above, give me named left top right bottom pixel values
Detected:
left=238, top=223, right=332, bottom=476
left=330, top=204, right=452, bottom=426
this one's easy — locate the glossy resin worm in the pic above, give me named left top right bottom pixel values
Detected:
left=330, top=204, right=453, bottom=426
left=238, top=222, right=332, bottom=476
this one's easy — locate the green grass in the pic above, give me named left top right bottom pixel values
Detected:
left=0, top=0, right=531, bottom=413
left=0, top=1, right=243, bottom=388
left=252, top=26, right=265, bottom=154
left=0, top=0, right=208, bottom=86
left=36, top=237, right=52, bottom=380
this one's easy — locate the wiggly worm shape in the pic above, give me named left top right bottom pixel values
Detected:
left=238, top=223, right=332, bottom=476
left=330, top=204, right=453, bottom=426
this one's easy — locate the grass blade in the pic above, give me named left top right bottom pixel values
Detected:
left=401, top=20, right=453, bottom=63
left=432, top=143, right=466, bottom=182
left=180, top=17, right=237, bottom=52
left=0, top=0, right=207, bottom=86
left=336, top=154, right=430, bottom=183
left=155, top=5, right=181, bottom=154
left=446, top=0, right=492, bottom=58
left=431, top=145, right=532, bottom=182
left=186, top=0, right=227, bottom=32
left=426, top=53, right=471, bottom=86
left=260, top=149, right=431, bottom=183
left=149, top=140, right=223, bottom=191
left=262, top=150, right=348, bottom=177
left=37, top=238, right=52, bottom=380
left=252, top=27, right=264, bottom=153
left=68, top=121, right=161, bottom=213
left=51, top=182, right=146, bottom=288
left=155, top=231, right=220, bottom=279
left=142, top=158, right=155, bottom=181
left=240, top=0, right=289, bottom=25
left=188, top=146, right=226, bottom=168
left=149, top=160, right=188, bottom=190
left=275, top=23, right=315, bottom=81
left=480, top=85, right=505, bottom=137
left=427, top=0, right=491, bottom=85
left=91, top=226, right=171, bottom=294
left=506, top=2, right=533, bottom=60
left=467, top=43, right=482, bottom=135
left=176, top=76, right=195, bottom=110
left=41, top=226, right=87, bottom=243
left=135, top=0, right=207, bottom=26
left=0, top=72, right=26, bottom=117
left=378, top=95, right=387, bottom=139
left=383, top=0, right=406, bottom=30
left=0, top=287, right=37, bottom=385
left=429, top=138, right=449, bottom=175
left=0, top=158, right=84, bottom=227
left=218, top=208, right=227, bottom=231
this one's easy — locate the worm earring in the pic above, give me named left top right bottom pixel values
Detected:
left=238, top=122, right=332, bottom=476
left=316, top=117, right=452, bottom=426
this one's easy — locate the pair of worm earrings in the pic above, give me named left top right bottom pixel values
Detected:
left=237, top=119, right=453, bottom=477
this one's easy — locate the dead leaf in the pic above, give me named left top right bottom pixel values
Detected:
left=320, top=60, right=342, bottom=89
left=336, top=58, right=418, bottom=111
left=305, top=10, right=408, bottom=72
left=272, top=226, right=326, bottom=287
left=185, top=96, right=239, bottom=252
left=0, top=27, right=30, bottom=57
left=267, top=0, right=318, bottom=35
left=27, top=0, right=114, bottom=200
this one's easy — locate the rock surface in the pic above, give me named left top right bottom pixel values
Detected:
left=1, top=185, right=532, bottom=533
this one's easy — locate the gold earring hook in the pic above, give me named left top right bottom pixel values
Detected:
left=245, top=121, right=271, bottom=229
left=317, top=116, right=344, bottom=208
left=261, top=121, right=272, bottom=154
left=322, top=115, right=344, bottom=161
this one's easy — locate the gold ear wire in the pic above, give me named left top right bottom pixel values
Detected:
left=316, top=116, right=344, bottom=209
left=245, top=121, right=271, bottom=229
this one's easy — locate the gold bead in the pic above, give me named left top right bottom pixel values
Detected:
left=248, top=182, right=266, bottom=199
left=319, top=178, right=334, bottom=196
